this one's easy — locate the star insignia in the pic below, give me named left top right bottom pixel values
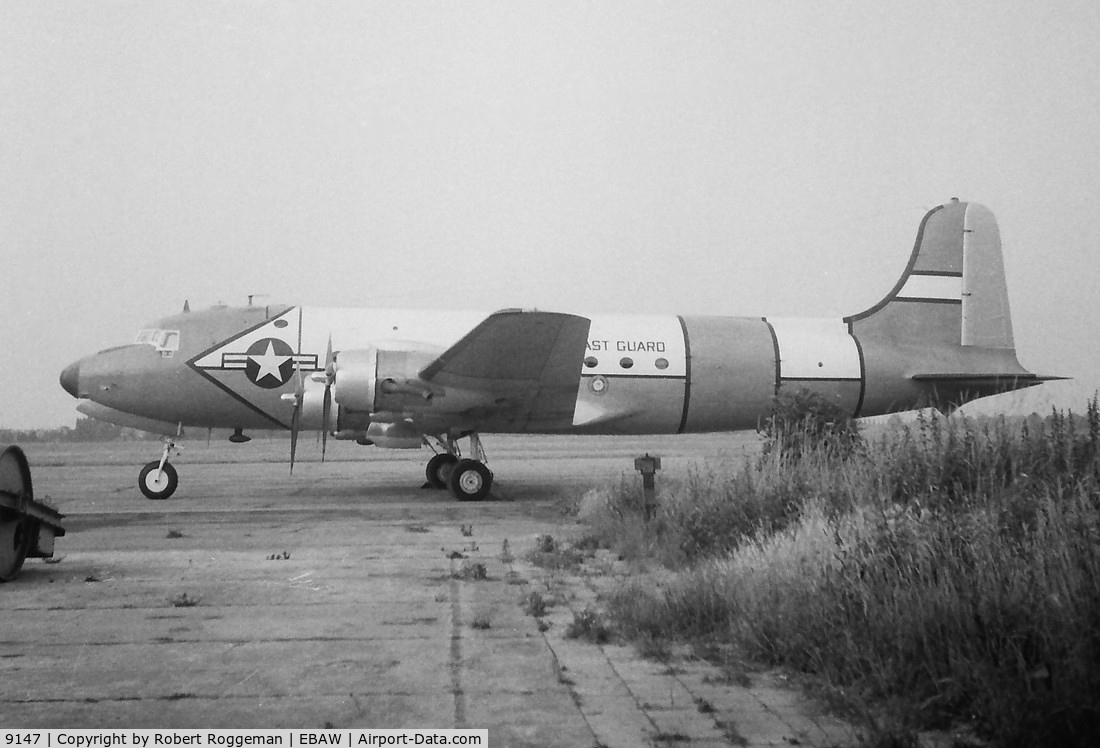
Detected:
left=250, top=340, right=290, bottom=384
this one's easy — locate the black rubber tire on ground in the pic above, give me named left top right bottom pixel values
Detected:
left=425, top=453, right=459, bottom=489
left=138, top=461, right=179, bottom=500
left=0, top=444, right=35, bottom=581
left=0, top=516, right=31, bottom=582
left=446, top=459, right=493, bottom=501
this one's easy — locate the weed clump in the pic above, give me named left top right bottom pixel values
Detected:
left=760, top=387, right=862, bottom=460
left=169, top=592, right=199, bottom=608
left=522, top=590, right=549, bottom=618
left=565, top=607, right=612, bottom=644
left=453, top=560, right=487, bottom=581
left=526, top=534, right=589, bottom=570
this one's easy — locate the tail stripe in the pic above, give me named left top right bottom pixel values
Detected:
left=896, top=273, right=963, bottom=303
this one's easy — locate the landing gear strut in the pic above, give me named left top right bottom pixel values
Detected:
left=139, top=434, right=180, bottom=500
left=425, top=433, right=493, bottom=501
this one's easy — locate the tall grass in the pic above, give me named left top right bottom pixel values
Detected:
left=591, top=397, right=1100, bottom=747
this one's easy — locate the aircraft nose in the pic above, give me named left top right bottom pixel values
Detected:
left=60, top=360, right=81, bottom=398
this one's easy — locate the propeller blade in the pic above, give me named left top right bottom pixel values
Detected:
left=289, top=362, right=305, bottom=474
left=321, top=384, right=331, bottom=462
left=321, top=334, right=334, bottom=463
left=290, top=403, right=300, bottom=474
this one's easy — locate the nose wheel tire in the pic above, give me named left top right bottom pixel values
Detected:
left=447, top=459, right=493, bottom=501
left=139, top=461, right=178, bottom=500
left=426, top=453, right=459, bottom=489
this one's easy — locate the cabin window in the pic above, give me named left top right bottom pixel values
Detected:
left=655, top=357, right=669, bottom=370
left=584, top=356, right=598, bottom=368
left=158, top=331, right=180, bottom=351
left=619, top=357, right=634, bottom=369
left=135, top=329, right=180, bottom=352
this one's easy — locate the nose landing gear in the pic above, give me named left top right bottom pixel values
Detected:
left=138, top=434, right=180, bottom=500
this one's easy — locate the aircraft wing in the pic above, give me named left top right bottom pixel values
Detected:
left=419, top=309, right=592, bottom=431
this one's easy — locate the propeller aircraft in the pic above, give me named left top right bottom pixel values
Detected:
left=59, top=199, right=1057, bottom=501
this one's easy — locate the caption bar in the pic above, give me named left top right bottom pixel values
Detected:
left=2, top=732, right=486, bottom=748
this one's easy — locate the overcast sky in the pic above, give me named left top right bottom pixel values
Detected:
left=2, top=1, right=1098, bottom=429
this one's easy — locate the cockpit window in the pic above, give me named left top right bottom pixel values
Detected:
left=134, top=329, right=181, bottom=352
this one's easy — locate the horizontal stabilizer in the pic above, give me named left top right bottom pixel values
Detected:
left=910, top=372, right=1067, bottom=401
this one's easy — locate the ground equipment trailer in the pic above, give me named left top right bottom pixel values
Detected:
left=0, top=444, right=65, bottom=581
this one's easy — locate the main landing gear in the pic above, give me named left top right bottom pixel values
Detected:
left=139, top=435, right=180, bottom=500
left=425, top=433, right=494, bottom=501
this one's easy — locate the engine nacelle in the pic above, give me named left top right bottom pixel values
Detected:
left=331, top=342, right=443, bottom=416
left=365, top=421, right=423, bottom=449
left=331, top=348, right=380, bottom=412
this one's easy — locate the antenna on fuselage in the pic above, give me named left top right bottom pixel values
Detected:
left=183, top=300, right=190, bottom=313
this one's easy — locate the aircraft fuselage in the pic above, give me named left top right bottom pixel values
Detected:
left=60, top=303, right=1029, bottom=439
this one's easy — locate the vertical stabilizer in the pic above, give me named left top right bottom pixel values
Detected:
left=846, top=199, right=1015, bottom=349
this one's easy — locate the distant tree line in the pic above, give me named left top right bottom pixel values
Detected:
left=0, top=417, right=293, bottom=443
left=0, top=416, right=160, bottom=443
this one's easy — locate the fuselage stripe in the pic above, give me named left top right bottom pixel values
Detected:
left=582, top=374, right=685, bottom=381
left=676, top=315, right=691, bottom=434
left=910, top=270, right=963, bottom=277
left=852, top=333, right=867, bottom=418
left=763, top=317, right=781, bottom=395
left=781, top=376, right=861, bottom=383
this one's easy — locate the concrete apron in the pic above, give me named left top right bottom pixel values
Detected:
left=2, top=504, right=857, bottom=746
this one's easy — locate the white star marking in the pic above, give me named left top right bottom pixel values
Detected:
left=250, top=341, right=290, bottom=384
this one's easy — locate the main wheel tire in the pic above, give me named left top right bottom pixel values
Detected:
left=0, top=517, right=30, bottom=582
left=447, top=459, right=493, bottom=501
left=425, top=453, right=459, bottom=489
left=139, top=461, right=178, bottom=500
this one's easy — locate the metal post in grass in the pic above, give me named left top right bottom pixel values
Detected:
left=633, top=453, right=661, bottom=519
